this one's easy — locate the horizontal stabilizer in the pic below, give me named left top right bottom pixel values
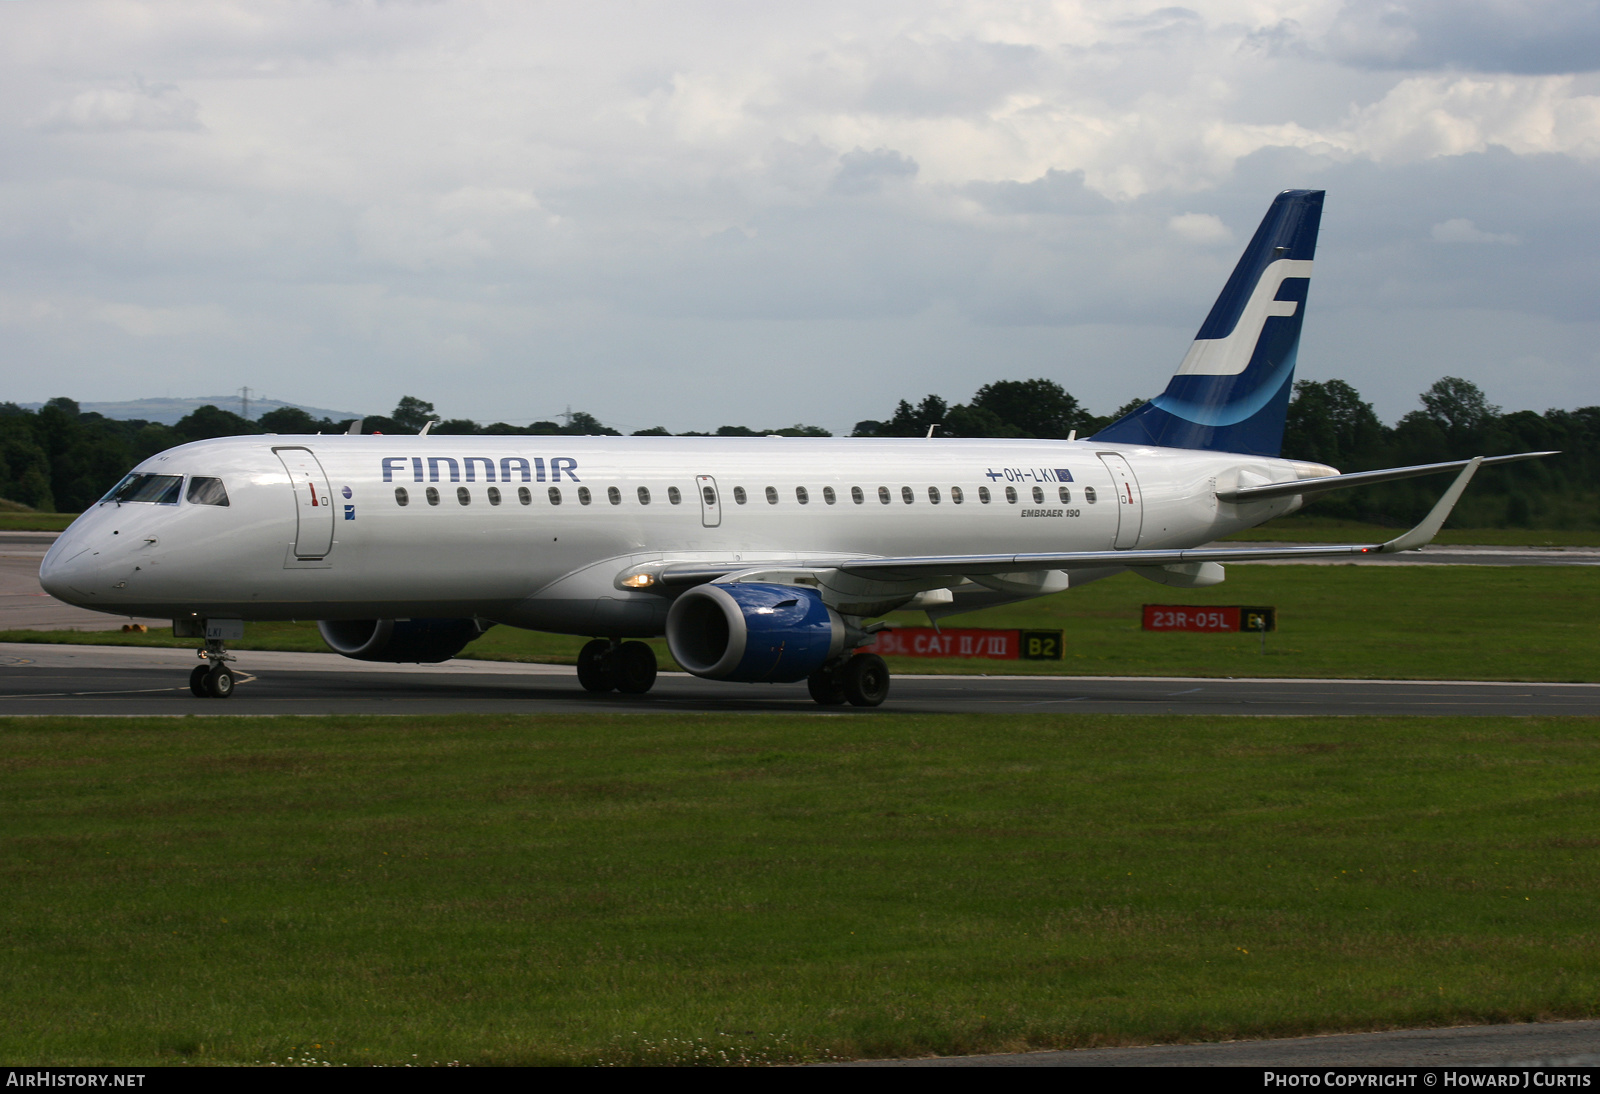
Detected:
left=1218, top=450, right=1556, bottom=504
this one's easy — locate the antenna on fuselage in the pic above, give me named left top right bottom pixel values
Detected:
left=419, top=420, right=439, bottom=436
left=346, top=418, right=363, bottom=435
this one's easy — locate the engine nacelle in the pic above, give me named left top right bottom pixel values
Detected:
left=666, top=583, right=846, bottom=683
left=317, top=618, right=484, bottom=663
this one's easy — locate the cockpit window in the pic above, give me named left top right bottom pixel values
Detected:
left=102, top=473, right=182, bottom=505
left=185, top=477, right=230, bottom=507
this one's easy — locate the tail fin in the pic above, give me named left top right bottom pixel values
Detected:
left=1092, top=189, right=1324, bottom=456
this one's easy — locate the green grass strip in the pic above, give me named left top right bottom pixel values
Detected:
left=3, top=713, right=1598, bottom=1065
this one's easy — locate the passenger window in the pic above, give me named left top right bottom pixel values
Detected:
left=518, top=486, right=531, bottom=505
left=1085, top=486, right=1097, bottom=503
left=734, top=486, right=748, bottom=504
left=1032, top=486, right=1044, bottom=503
left=426, top=487, right=440, bottom=506
left=878, top=487, right=890, bottom=504
left=796, top=486, right=809, bottom=504
left=851, top=487, right=864, bottom=504
left=457, top=486, right=471, bottom=506
left=186, top=477, right=229, bottom=507
left=638, top=487, right=651, bottom=505
left=928, top=486, right=940, bottom=504
left=951, top=486, right=963, bottom=504
left=979, top=486, right=991, bottom=504
left=823, top=486, right=836, bottom=505
left=765, top=486, right=778, bottom=504
left=395, top=487, right=409, bottom=506
left=548, top=487, right=562, bottom=505
left=702, top=486, right=715, bottom=505
left=901, top=486, right=914, bottom=504
left=1058, top=486, right=1071, bottom=503
left=578, top=487, right=592, bottom=505
left=1005, top=486, right=1017, bottom=504
left=608, top=487, right=621, bottom=505
left=668, top=486, right=682, bottom=505
left=487, top=486, right=502, bottom=506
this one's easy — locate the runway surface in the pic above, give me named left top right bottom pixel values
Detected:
left=3, top=642, right=1597, bottom=715
left=840, top=1019, right=1600, bottom=1067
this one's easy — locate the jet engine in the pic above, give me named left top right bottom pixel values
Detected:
left=317, top=618, right=486, bottom=663
left=666, top=582, right=846, bottom=683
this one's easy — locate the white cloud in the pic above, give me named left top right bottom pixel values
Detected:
left=1431, top=218, right=1521, bottom=244
left=36, top=80, right=202, bottom=133
left=1168, top=212, right=1234, bottom=244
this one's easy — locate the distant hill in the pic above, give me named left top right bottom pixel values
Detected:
left=17, top=396, right=368, bottom=426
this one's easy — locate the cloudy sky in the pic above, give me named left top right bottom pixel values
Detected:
left=2, top=0, right=1597, bottom=433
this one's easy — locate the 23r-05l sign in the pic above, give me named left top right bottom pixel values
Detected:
left=1142, top=606, right=1277, bottom=633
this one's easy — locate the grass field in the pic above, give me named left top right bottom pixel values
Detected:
left=7, top=565, right=1596, bottom=681
left=2, top=712, right=1597, bottom=1066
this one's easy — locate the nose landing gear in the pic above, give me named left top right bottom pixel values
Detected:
left=189, top=661, right=236, bottom=699
left=188, top=632, right=239, bottom=699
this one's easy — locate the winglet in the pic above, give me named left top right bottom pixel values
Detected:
left=1377, top=456, right=1483, bottom=553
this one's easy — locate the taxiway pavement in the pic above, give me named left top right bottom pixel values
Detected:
left=2, top=643, right=1596, bottom=716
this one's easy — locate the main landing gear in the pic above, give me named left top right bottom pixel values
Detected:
left=577, top=639, right=658, bottom=695
left=189, top=636, right=237, bottom=699
left=807, top=653, right=890, bottom=708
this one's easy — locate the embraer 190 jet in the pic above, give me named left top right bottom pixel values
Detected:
left=40, top=191, right=1549, bottom=705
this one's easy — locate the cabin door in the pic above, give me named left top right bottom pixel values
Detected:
left=274, top=446, right=336, bottom=559
left=696, top=475, right=722, bottom=528
left=1097, top=452, right=1144, bottom=549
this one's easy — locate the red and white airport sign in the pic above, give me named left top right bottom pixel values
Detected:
left=1142, top=606, right=1277, bottom=633
left=860, top=628, right=1064, bottom=661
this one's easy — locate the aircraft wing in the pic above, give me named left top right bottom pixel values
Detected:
left=1217, top=450, right=1554, bottom=504
left=658, top=456, right=1485, bottom=588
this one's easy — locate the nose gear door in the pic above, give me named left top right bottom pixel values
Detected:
left=274, top=446, right=335, bottom=559
left=1097, top=452, right=1144, bottom=549
left=696, top=475, right=721, bottom=528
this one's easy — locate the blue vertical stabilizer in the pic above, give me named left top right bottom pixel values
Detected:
left=1092, top=190, right=1324, bottom=456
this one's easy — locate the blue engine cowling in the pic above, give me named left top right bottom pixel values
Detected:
left=317, top=618, right=485, bottom=663
left=666, top=583, right=845, bottom=683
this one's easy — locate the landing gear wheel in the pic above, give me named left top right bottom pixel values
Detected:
left=841, top=654, right=889, bottom=707
left=189, top=665, right=210, bottom=698
left=613, top=641, right=658, bottom=695
left=807, top=665, right=847, bottom=705
left=576, top=639, right=615, bottom=693
left=203, top=665, right=235, bottom=699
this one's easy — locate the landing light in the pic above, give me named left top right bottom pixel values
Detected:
left=621, top=573, right=657, bottom=589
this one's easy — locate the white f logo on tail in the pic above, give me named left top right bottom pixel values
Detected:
left=1175, top=259, right=1313, bottom=377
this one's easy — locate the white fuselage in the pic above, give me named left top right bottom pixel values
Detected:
left=39, top=434, right=1327, bottom=634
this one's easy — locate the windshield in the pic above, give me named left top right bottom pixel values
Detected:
left=101, top=473, right=183, bottom=505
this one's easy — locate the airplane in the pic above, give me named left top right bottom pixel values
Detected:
left=38, top=190, right=1552, bottom=705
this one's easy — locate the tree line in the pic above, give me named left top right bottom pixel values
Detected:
left=1, top=378, right=1593, bottom=527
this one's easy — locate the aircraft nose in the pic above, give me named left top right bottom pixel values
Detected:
left=38, top=536, right=102, bottom=604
